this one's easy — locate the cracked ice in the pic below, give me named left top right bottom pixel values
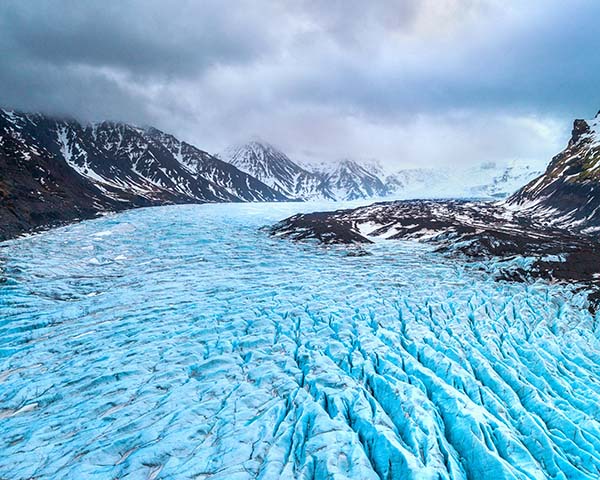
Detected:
left=1, top=203, right=600, bottom=479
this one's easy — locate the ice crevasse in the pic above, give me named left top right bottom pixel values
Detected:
left=0, top=202, right=599, bottom=479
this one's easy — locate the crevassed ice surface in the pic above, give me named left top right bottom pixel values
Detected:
left=1, top=203, right=600, bottom=480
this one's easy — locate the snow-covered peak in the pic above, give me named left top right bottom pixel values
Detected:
left=0, top=109, right=46, bottom=131
left=222, top=141, right=331, bottom=200
left=565, top=112, right=600, bottom=152
left=224, top=140, right=302, bottom=174
left=323, top=159, right=388, bottom=201
left=299, top=157, right=386, bottom=177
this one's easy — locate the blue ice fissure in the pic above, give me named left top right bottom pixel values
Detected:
left=0, top=202, right=600, bottom=480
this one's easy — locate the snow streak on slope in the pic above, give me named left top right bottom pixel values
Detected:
left=1, top=203, right=600, bottom=479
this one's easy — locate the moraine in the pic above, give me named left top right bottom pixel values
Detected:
left=1, top=202, right=600, bottom=479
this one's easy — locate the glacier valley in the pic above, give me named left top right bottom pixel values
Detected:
left=1, top=202, right=600, bottom=479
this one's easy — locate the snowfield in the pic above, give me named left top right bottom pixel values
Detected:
left=1, top=203, right=600, bottom=479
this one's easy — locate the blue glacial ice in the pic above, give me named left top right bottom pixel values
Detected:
left=1, top=202, right=600, bottom=479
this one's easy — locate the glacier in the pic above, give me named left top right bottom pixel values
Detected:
left=1, top=202, right=600, bottom=479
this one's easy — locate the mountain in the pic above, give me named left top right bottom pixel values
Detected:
left=509, top=111, right=600, bottom=230
left=296, top=157, right=389, bottom=200
left=222, top=141, right=333, bottom=200
left=0, top=109, right=549, bottom=242
left=302, top=157, right=540, bottom=200
left=0, top=109, right=286, bottom=240
left=0, top=114, right=123, bottom=241
left=222, top=142, right=391, bottom=201
left=224, top=140, right=541, bottom=202
left=321, top=159, right=388, bottom=200
left=141, top=128, right=285, bottom=202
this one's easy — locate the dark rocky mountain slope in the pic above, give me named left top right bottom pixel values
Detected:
left=508, top=111, right=600, bottom=231
left=0, top=109, right=286, bottom=240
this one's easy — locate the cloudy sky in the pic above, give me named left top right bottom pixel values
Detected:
left=1, top=0, right=599, bottom=169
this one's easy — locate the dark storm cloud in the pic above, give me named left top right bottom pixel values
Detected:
left=0, top=0, right=284, bottom=122
left=1, top=0, right=599, bottom=167
left=0, top=0, right=275, bottom=77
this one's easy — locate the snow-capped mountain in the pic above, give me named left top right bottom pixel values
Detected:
left=296, top=157, right=389, bottom=200
left=224, top=142, right=389, bottom=201
left=224, top=140, right=541, bottom=202
left=142, top=128, right=285, bottom=202
left=222, top=141, right=333, bottom=200
left=0, top=109, right=550, bottom=242
left=321, top=159, right=388, bottom=200
left=509, top=111, right=600, bottom=230
left=0, top=109, right=286, bottom=240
